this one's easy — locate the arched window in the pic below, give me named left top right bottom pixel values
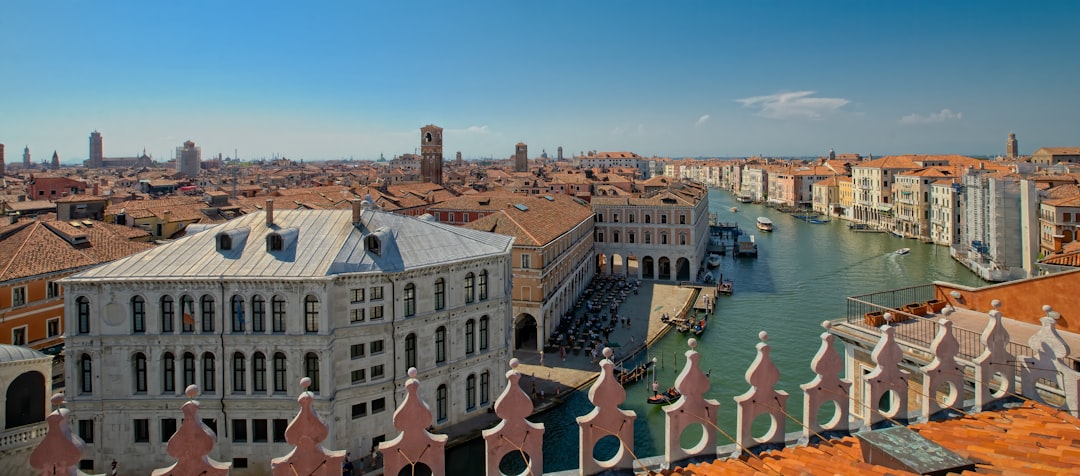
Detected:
left=645, top=214, right=652, bottom=224
left=253, top=352, right=266, bottom=392
left=304, top=352, right=320, bottom=392
left=182, top=353, right=196, bottom=389
left=251, top=295, right=266, bottom=333
left=160, top=296, right=175, bottom=333
left=479, top=316, right=489, bottom=351
left=180, top=295, right=195, bottom=333
left=465, top=319, right=475, bottom=354
left=466, top=374, right=476, bottom=410
left=435, top=326, right=446, bottom=364
left=629, top=232, right=635, bottom=243
left=273, top=352, right=287, bottom=393
left=480, top=371, right=490, bottom=405
left=162, top=352, right=175, bottom=393
left=403, top=284, right=416, bottom=317
left=202, top=352, right=215, bottom=392
left=304, top=295, right=319, bottom=333
left=76, top=296, right=90, bottom=334
left=271, top=295, right=286, bottom=333
left=613, top=230, right=620, bottom=243
left=405, top=333, right=417, bottom=369
left=131, top=296, right=145, bottom=333
left=434, top=278, right=445, bottom=310
left=79, top=354, right=92, bottom=394
left=478, top=271, right=488, bottom=301
left=231, top=295, right=245, bottom=333
left=200, top=295, right=215, bottom=332
left=133, top=353, right=147, bottom=393
left=232, top=352, right=246, bottom=393
left=661, top=214, right=668, bottom=224
left=464, top=273, right=475, bottom=304
left=267, top=234, right=284, bottom=252
left=679, top=233, right=686, bottom=245
left=436, top=384, right=448, bottom=422
left=5, top=371, right=45, bottom=428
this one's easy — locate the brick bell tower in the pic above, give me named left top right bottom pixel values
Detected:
left=420, top=124, right=444, bottom=185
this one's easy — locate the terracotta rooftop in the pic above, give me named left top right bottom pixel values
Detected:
left=0, top=217, right=154, bottom=282
left=463, top=195, right=592, bottom=247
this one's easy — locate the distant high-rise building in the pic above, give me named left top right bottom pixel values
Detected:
left=456, top=151, right=463, bottom=165
left=1006, top=132, right=1019, bottom=159
left=558, top=146, right=563, bottom=161
left=51, top=151, right=59, bottom=170
left=23, top=146, right=30, bottom=167
left=176, top=140, right=202, bottom=178
left=89, top=131, right=103, bottom=168
left=514, top=142, right=528, bottom=172
left=0, top=143, right=5, bottom=176
left=420, top=125, right=444, bottom=184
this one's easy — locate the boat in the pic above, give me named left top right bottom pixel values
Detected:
left=691, top=318, right=707, bottom=336
left=736, top=195, right=752, bottom=203
left=756, top=217, right=773, bottom=232
left=730, top=206, right=738, bottom=213
left=895, top=248, right=910, bottom=255
left=614, top=361, right=654, bottom=385
left=807, top=218, right=830, bottom=224
left=735, top=234, right=758, bottom=257
left=892, top=229, right=904, bottom=238
left=647, top=387, right=682, bottom=405
left=706, top=254, right=721, bottom=268
left=718, top=280, right=733, bottom=295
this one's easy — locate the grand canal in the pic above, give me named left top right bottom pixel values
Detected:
left=451, top=189, right=987, bottom=473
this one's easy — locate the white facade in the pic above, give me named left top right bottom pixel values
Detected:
left=61, top=203, right=514, bottom=475
left=930, top=181, right=962, bottom=246
left=953, top=172, right=1026, bottom=281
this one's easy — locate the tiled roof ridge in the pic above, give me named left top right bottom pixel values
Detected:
left=0, top=221, right=40, bottom=280
left=495, top=208, right=541, bottom=246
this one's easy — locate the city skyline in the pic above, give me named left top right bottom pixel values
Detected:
left=2, top=1, right=1079, bottom=163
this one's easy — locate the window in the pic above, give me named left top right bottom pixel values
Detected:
left=521, top=254, right=530, bottom=269
left=613, top=231, right=620, bottom=243
left=161, top=418, right=177, bottom=443
left=251, top=296, right=265, bottom=332
left=645, top=214, right=652, bottom=224
left=253, top=353, right=266, bottom=392
left=479, top=271, right=488, bottom=301
left=12, top=327, right=26, bottom=345
left=350, top=343, right=365, bottom=359
left=370, top=286, right=383, bottom=301
left=661, top=234, right=668, bottom=245
left=370, top=364, right=384, bottom=379
left=162, top=353, right=175, bottom=393
left=370, top=305, right=384, bottom=320
left=304, top=295, right=319, bottom=333
left=47, top=281, right=60, bottom=299
left=12, top=286, right=26, bottom=307
left=267, top=234, right=284, bottom=252
left=481, top=371, right=490, bottom=405
left=131, top=296, right=145, bottom=333
left=271, top=295, right=286, bottom=333
left=595, top=213, right=603, bottom=223
left=304, top=353, right=319, bottom=392
left=182, top=353, right=196, bottom=389
left=273, top=419, right=287, bottom=442
left=350, top=308, right=365, bottom=322
left=231, top=295, right=245, bottom=333
left=218, top=234, right=232, bottom=251
left=78, top=419, right=94, bottom=444
left=351, top=288, right=365, bottom=303
left=596, top=232, right=604, bottom=243
left=405, top=334, right=417, bottom=369
left=435, top=326, right=446, bottom=363
left=252, top=420, right=268, bottom=443
left=202, top=353, right=215, bottom=392
left=351, top=368, right=366, bottom=383
left=629, top=213, right=635, bottom=223
left=644, top=232, right=651, bottom=244
left=232, top=419, right=247, bottom=443
left=200, top=295, right=215, bottom=332
left=134, top=419, right=150, bottom=443
left=679, top=214, right=686, bottom=224
left=432, top=278, right=446, bottom=311
left=273, top=353, right=287, bottom=393
left=628, top=232, right=635, bottom=243
left=403, top=284, right=416, bottom=317
left=76, top=296, right=90, bottom=334
left=661, top=214, right=668, bottom=224
left=466, top=319, right=475, bottom=354
left=371, top=397, right=386, bottom=414
left=79, top=354, right=92, bottom=394
left=464, top=273, right=475, bottom=304
left=370, top=340, right=384, bottom=354
left=133, top=353, right=147, bottom=393
left=160, top=296, right=175, bottom=333
left=232, top=353, right=246, bottom=393
left=180, top=295, right=194, bottom=333
left=436, top=384, right=448, bottom=422
left=466, top=374, right=476, bottom=410
left=47, top=318, right=59, bottom=337
left=480, top=316, right=489, bottom=351
left=679, top=233, right=686, bottom=245
left=351, top=403, right=367, bottom=419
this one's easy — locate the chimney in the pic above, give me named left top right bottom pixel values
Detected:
left=265, top=199, right=274, bottom=226
left=351, top=199, right=362, bottom=223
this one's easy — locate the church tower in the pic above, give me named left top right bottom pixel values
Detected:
left=89, top=131, right=104, bottom=168
left=514, top=142, right=528, bottom=172
left=420, top=125, right=444, bottom=185
left=51, top=150, right=60, bottom=170
left=23, top=146, right=30, bottom=167
left=1006, top=132, right=1019, bottom=159
left=0, top=143, right=5, bottom=176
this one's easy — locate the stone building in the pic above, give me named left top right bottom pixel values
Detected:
left=60, top=199, right=514, bottom=474
left=176, top=140, right=201, bottom=178
left=420, top=125, right=444, bottom=185
left=0, top=345, right=52, bottom=476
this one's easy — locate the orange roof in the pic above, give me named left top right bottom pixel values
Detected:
left=0, top=218, right=154, bottom=282
left=463, top=195, right=593, bottom=247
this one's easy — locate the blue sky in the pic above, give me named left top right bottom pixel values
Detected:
left=2, top=1, right=1078, bottom=163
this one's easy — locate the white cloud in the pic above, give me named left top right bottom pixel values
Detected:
left=899, top=109, right=962, bottom=125
left=448, top=125, right=491, bottom=134
left=611, top=126, right=625, bottom=136
left=736, top=91, right=850, bottom=119
left=695, top=114, right=710, bottom=127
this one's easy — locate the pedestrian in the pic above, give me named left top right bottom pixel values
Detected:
left=531, top=381, right=537, bottom=400
left=356, top=455, right=366, bottom=475
left=342, top=453, right=354, bottom=476
left=560, top=345, right=566, bottom=361
left=539, top=351, right=544, bottom=367
left=110, top=461, right=118, bottom=476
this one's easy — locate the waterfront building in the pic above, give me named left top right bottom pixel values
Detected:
left=771, top=165, right=831, bottom=208
left=892, top=167, right=956, bottom=238
left=930, top=179, right=963, bottom=247
left=514, top=142, right=528, bottom=172
left=851, top=155, right=983, bottom=230
left=176, top=140, right=201, bottom=178
left=591, top=180, right=708, bottom=282
left=836, top=175, right=854, bottom=219
left=1007, top=132, right=1019, bottom=159
left=1038, top=193, right=1080, bottom=255
left=60, top=199, right=514, bottom=474
left=420, top=125, right=444, bottom=185
left=953, top=169, right=1032, bottom=281
left=0, top=344, right=52, bottom=474
left=739, top=164, right=768, bottom=202
left=1030, top=147, right=1080, bottom=166
left=810, top=176, right=841, bottom=217
left=463, top=194, right=595, bottom=352
left=578, top=152, right=647, bottom=178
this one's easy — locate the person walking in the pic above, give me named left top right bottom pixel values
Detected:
left=109, top=461, right=118, bottom=476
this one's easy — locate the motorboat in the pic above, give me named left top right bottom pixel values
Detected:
left=736, top=195, right=752, bottom=203
left=735, top=234, right=758, bottom=257
left=706, top=254, right=721, bottom=268
left=730, top=206, right=738, bottom=213
left=895, top=248, right=911, bottom=255
left=756, top=217, right=773, bottom=232
left=718, top=280, right=733, bottom=295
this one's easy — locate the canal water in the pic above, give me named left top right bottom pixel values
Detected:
left=450, top=189, right=987, bottom=474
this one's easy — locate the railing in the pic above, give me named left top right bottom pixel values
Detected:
left=0, top=423, right=47, bottom=448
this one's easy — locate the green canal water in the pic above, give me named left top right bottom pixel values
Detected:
left=450, top=189, right=987, bottom=473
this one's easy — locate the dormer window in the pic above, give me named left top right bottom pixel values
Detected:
left=366, top=235, right=381, bottom=256
left=267, top=234, right=284, bottom=251
left=218, top=234, right=232, bottom=250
